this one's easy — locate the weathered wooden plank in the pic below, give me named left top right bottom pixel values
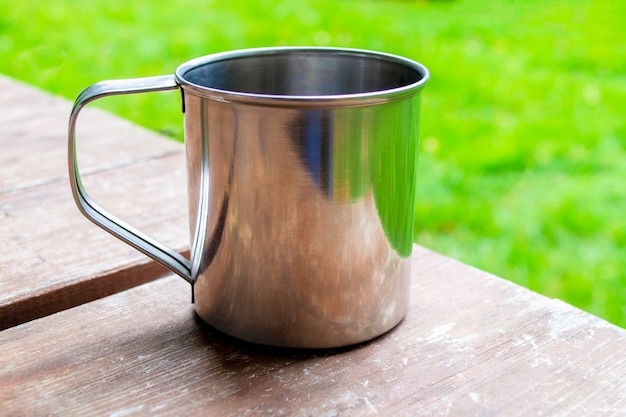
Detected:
left=1, top=246, right=624, bottom=416
left=0, top=74, right=182, bottom=193
left=0, top=76, right=189, bottom=328
left=0, top=152, right=189, bottom=329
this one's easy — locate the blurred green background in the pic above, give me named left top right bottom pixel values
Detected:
left=1, top=0, right=625, bottom=327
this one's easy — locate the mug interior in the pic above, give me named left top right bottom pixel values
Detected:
left=179, top=49, right=425, bottom=97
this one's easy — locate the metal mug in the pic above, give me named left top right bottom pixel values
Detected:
left=68, top=47, right=429, bottom=348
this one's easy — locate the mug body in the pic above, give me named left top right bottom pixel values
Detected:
left=176, top=47, right=428, bottom=348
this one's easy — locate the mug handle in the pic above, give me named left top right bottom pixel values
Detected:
left=68, top=75, right=194, bottom=284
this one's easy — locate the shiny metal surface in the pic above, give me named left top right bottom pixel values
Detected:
left=69, top=47, right=428, bottom=348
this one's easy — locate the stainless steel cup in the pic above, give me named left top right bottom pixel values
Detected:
left=68, top=47, right=429, bottom=348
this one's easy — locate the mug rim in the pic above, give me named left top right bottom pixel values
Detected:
left=174, top=46, right=429, bottom=105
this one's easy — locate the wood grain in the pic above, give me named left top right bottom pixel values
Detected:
left=1, top=246, right=624, bottom=416
left=0, top=75, right=182, bottom=193
left=0, top=75, right=190, bottom=328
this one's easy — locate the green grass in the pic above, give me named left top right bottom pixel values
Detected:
left=2, top=0, right=625, bottom=327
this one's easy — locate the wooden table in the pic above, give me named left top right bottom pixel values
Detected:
left=1, top=76, right=625, bottom=416
left=0, top=75, right=189, bottom=329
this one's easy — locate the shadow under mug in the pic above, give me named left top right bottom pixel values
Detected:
left=68, top=47, right=429, bottom=348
